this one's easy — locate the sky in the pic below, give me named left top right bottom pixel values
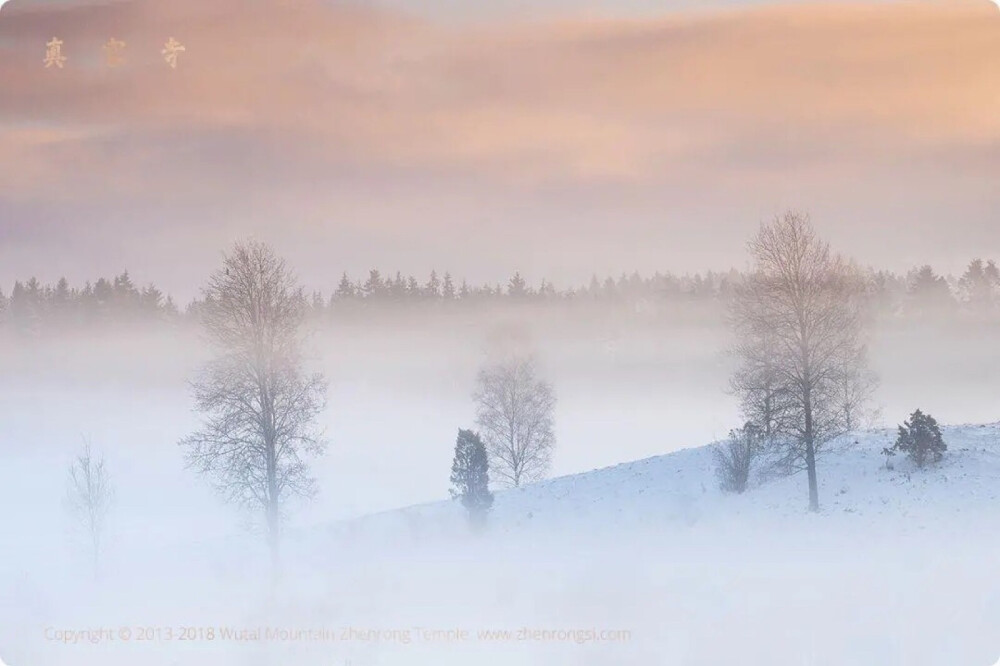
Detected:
left=372, top=0, right=908, bottom=20
left=0, top=0, right=998, bottom=299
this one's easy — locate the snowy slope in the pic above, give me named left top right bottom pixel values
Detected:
left=8, top=425, right=1000, bottom=666
left=264, top=423, right=1000, bottom=666
left=317, top=423, right=1000, bottom=544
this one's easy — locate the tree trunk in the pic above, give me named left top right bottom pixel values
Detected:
left=804, top=390, right=819, bottom=512
left=509, top=428, right=520, bottom=488
left=92, top=534, right=101, bottom=581
left=805, top=438, right=819, bottom=512
left=262, top=370, right=281, bottom=581
left=266, top=500, right=280, bottom=579
left=266, top=433, right=281, bottom=581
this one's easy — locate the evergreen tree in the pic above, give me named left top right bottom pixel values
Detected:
left=449, top=429, right=493, bottom=529
left=959, top=259, right=998, bottom=310
left=907, top=265, right=953, bottom=315
left=53, top=277, right=70, bottom=307
left=986, top=260, right=1000, bottom=289
left=363, top=269, right=385, bottom=299
left=24, top=278, right=43, bottom=322
left=442, top=272, right=456, bottom=300
left=93, top=277, right=113, bottom=309
left=602, top=276, right=617, bottom=300
left=508, top=272, right=528, bottom=298
left=335, top=272, right=355, bottom=300
left=113, top=271, right=133, bottom=291
left=425, top=270, right=441, bottom=298
left=141, top=284, right=165, bottom=313
left=9, top=279, right=41, bottom=331
left=885, top=409, right=946, bottom=469
left=113, top=271, right=140, bottom=315
left=390, top=272, right=407, bottom=299
left=406, top=275, right=420, bottom=297
left=588, top=274, right=601, bottom=298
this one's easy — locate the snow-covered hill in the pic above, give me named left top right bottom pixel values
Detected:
left=259, top=424, right=999, bottom=666
left=317, top=423, right=1000, bottom=545
left=8, top=424, right=1000, bottom=666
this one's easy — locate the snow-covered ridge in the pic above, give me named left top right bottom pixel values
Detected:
left=317, top=423, right=1000, bottom=545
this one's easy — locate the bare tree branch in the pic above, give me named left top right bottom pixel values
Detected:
left=730, top=212, right=875, bottom=510
left=180, top=240, right=327, bottom=573
left=474, top=354, right=556, bottom=488
left=66, top=442, right=113, bottom=579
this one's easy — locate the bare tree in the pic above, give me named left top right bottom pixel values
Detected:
left=66, top=444, right=113, bottom=579
left=713, top=424, right=762, bottom=494
left=837, top=365, right=880, bottom=432
left=474, top=354, right=556, bottom=488
left=731, top=212, right=873, bottom=512
left=181, top=240, right=327, bottom=574
left=729, top=331, right=796, bottom=442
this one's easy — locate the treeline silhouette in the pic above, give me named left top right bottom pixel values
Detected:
left=0, top=271, right=179, bottom=333
left=2, top=260, right=999, bottom=332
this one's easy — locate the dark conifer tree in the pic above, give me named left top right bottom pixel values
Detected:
left=335, top=272, right=355, bottom=300
left=449, top=429, right=493, bottom=529
left=141, top=284, right=165, bottom=313
left=907, top=265, right=953, bottom=315
left=406, top=275, right=420, bottom=297
left=588, top=274, right=601, bottom=298
left=363, top=269, right=385, bottom=299
left=53, top=277, right=70, bottom=307
left=442, top=272, right=456, bottom=300
left=602, top=276, right=616, bottom=300
left=959, top=259, right=998, bottom=310
left=885, top=409, right=946, bottom=469
left=425, top=270, right=441, bottom=298
left=986, top=260, right=1000, bottom=289
left=508, top=272, right=528, bottom=298
left=391, top=272, right=407, bottom=299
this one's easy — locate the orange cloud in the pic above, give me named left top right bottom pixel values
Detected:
left=0, top=0, right=997, bottom=198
